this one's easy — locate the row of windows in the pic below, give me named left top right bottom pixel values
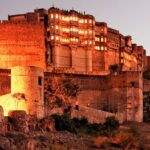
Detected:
left=95, top=46, right=107, bottom=51
left=50, top=14, right=94, bottom=24
left=109, top=43, right=119, bottom=49
left=51, top=25, right=93, bottom=35
left=95, top=37, right=107, bottom=42
left=50, top=35, right=93, bottom=45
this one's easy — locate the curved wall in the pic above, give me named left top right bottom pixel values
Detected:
left=11, top=66, right=44, bottom=118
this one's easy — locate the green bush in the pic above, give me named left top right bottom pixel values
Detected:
left=72, top=117, right=88, bottom=128
left=87, top=123, right=103, bottom=136
left=52, top=115, right=120, bottom=136
left=52, top=114, right=76, bottom=133
left=104, top=116, right=120, bottom=131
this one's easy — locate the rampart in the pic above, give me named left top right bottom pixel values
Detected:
left=44, top=71, right=143, bottom=122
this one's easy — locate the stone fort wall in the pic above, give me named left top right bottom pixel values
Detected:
left=0, top=67, right=143, bottom=122
left=0, top=21, right=46, bottom=70
left=44, top=71, right=143, bottom=122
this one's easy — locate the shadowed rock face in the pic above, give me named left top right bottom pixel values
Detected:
left=0, top=131, right=93, bottom=150
left=8, top=110, right=29, bottom=133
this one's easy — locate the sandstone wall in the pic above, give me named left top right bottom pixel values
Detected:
left=72, top=47, right=87, bottom=72
left=44, top=71, right=143, bottom=122
left=0, top=22, right=46, bottom=70
left=11, top=66, right=44, bottom=119
left=105, top=50, right=120, bottom=70
left=52, top=46, right=92, bottom=72
left=53, top=45, right=71, bottom=68
left=71, top=105, right=126, bottom=124
left=92, top=50, right=105, bottom=71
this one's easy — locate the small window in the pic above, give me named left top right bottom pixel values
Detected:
left=38, top=77, right=42, bottom=86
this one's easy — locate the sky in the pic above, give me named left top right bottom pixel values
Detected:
left=0, top=0, right=150, bottom=54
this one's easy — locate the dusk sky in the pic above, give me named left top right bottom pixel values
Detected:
left=0, top=0, right=150, bottom=54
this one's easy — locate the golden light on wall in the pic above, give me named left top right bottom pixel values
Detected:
left=62, top=28, right=70, bottom=33
left=101, top=37, right=104, bottom=42
left=61, top=16, right=70, bottom=21
left=0, top=94, right=27, bottom=116
left=61, top=38, right=69, bottom=43
left=85, top=31, right=87, bottom=34
left=56, top=36, right=59, bottom=40
left=51, top=14, right=54, bottom=18
left=89, top=41, right=92, bottom=45
left=51, top=35, right=54, bottom=40
left=95, top=37, right=100, bottom=42
left=70, top=37, right=78, bottom=42
left=69, top=16, right=78, bottom=21
left=79, top=19, right=84, bottom=23
left=55, top=25, right=59, bottom=29
left=95, top=46, right=107, bottom=51
left=89, top=30, right=92, bottom=34
left=55, top=14, right=59, bottom=19
left=84, top=40, right=88, bottom=44
left=89, top=19, right=92, bottom=24
left=95, top=46, right=100, bottom=50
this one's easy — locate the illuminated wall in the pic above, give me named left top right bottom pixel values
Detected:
left=0, top=22, right=46, bottom=70
left=11, top=66, right=44, bottom=119
left=7, top=7, right=146, bottom=72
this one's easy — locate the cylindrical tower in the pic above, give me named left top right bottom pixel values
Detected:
left=11, top=66, right=44, bottom=119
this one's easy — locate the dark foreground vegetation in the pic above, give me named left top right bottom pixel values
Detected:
left=51, top=113, right=146, bottom=149
left=52, top=113, right=119, bottom=136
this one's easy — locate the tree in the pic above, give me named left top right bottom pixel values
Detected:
left=45, top=75, right=80, bottom=109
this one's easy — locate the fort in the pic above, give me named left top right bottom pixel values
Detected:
left=0, top=7, right=149, bottom=126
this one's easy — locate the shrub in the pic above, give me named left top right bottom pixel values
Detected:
left=104, top=116, right=120, bottom=131
left=52, top=115, right=120, bottom=136
left=109, top=64, right=119, bottom=72
left=52, top=114, right=76, bottom=133
left=87, top=123, right=103, bottom=136
left=72, top=117, right=88, bottom=128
